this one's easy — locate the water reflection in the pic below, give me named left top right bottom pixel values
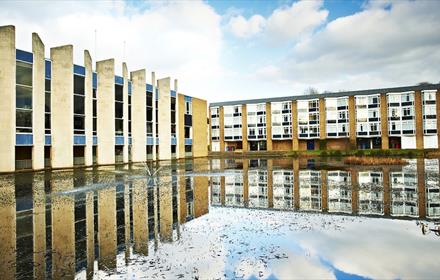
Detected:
left=0, top=157, right=439, bottom=279
left=211, top=158, right=440, bottom=220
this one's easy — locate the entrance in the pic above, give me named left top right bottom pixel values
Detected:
left=307, top=140, right=315, bottom=150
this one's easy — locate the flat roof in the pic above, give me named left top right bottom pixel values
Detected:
left=209, top=84, right=440, bottom=107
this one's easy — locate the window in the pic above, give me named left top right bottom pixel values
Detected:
left=74, top=75, right=85, bottom=135
left=185, top=100, right=192, bottom=115
left=16, top=61, right=33, bottom=133
left=185, top=126, right=192, bottom=139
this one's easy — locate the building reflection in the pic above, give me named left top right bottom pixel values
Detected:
left=210, top=158, right=440, bottom=221
left=0, top=160, right=209, bottom=279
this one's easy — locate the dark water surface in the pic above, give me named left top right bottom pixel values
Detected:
left=0, top=157, right=439, bottom=279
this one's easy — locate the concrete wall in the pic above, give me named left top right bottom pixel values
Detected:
left=96, top=59, right=115, bottom=165
left=177, top=94, right=185, bottom=159
left=130, top=70, right=146, bottom=162
left=319, top=98, right=326, bottom=142
left=273, top=140, right=292, bottom=151
left=157, top=77, right=171, bottom=160
left=51, top=45, right=73, bottom=168
left=32, top=33, right=45, bottom=170
left=192, top=97, right=208, bottom=157
left=122, top=63, right=129, bottom=163
left=326, top=138, right=350, bottom=150
left=84, top=50, right=93, bottom=166
left=348, top=96, right=356, bottom=148
left=0, top=26, right=16, bottom=172
left=219, top=106, right=225, bottom=152
left=380, top=94, right=389, bottom=149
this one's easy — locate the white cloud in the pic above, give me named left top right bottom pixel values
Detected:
left=0, top=0, right=223, bottom=99
left=228, top=14, right=266, bottom=39
left=227, top=0, right=328, bottom=42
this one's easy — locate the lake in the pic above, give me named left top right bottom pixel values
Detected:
left=0, top=157, right=439, bottom=279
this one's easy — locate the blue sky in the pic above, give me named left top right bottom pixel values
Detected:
left=1, top=0, right=439, bottom=102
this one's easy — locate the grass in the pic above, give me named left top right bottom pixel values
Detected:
left=343, top=156, right=407, bottom=165
left=286, top=149, right=435, bottom=158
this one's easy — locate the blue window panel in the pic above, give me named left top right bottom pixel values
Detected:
left=74, top=135, right=86, bottom=145
left=45, top=135, right=51, bottom=146
left=146, top=83, right=153, bottom=92
left=115, top=136, right=124, bottom=145
left=155, top=89, right=159, bottom=100
left=115, top=75, right=123, bottom=85
left=184, top=96, right=192, bottom=102
left=93, top=72, right=97, bottom=89
left=171, top=90, right=176, bottom=97
left=45, top=60, right=51, bottom=79
left=185, top=138, right=193, bottom=145
left=129, top=137, right=132, bottom=145
left=147, top=137, right=154, bottom=145
left=73, top=64, right=85, bottom=76
left=93, top=136, right=98, bottom=145
left=16, top=133, right=33, bottom=145
left=16, top=49, right=33, bottom=63
left=128, top=81, right=132, bottom=96
left=171, top=137, right=177, bottom=145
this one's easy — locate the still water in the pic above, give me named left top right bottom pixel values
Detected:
left=0, top=157, right=439, bottom=279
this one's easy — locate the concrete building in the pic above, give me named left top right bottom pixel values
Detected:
left=0, top=25, right=208, bottom=173
left=210, top=84, right=440, bottom=153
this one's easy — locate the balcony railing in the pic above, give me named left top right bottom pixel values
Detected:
left=74, top=157, right=85, bottom=166
left=16, top=159, right=32, bottom=170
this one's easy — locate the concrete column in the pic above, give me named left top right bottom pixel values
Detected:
left=84, top=50, right=93, bottom=166
left=193, top=98, right=208, bottom=157
left=51, top=174, right=75, bottom=279
left=292, top=101, right=299, bottom=151
left=124, top=183, right=130, bottom=263
left=415, top=90, right=424, bottom=149
left=266, top=102, right=273, bottom=151
left=33, top=173, right=46, bottom=279
left=85, top=191, right=94, bottom=279
left=436, top=90, right=440, bottom=150
left=157, top=77, right=172, bottom=160
left=0, top=177, right=16, bottom=279
left=243, top=160, right=249, bottom=207
left=241, top=104, right=248, bottom=152
left=380, top=93, right=389, bottom=149
left=319, top=98, right=326, bottom=149
left=417, top=158, right=426, bottom=219
left=153, top=183, right=159, bottom=251
left=132, top=179, right=148, bottom=255
left=177, top=94, right=185, bottom=159
left=348, top=96, right=356, bottom=149
left=123, top=63, right=129, bottom=163
left=0, top=25, right=15, bottom=173
left=267, top=159, right=273, bottom=208
left=151, top=72, right=157, bottom=161
left=32, top=33, right=45, bottom=170
left=51, top=45, right=74, bottom=168
left=219, top=106, right=225, bottom=152
left=130, top=70, right=146, bottom=162
left=174, top=79, right=180, bottom=159
left=98, top=187, right=117, bottom=269
left=351, top=170, right=359, bottom=215
left=293, top=158, right=300, bottom=210
left=96, top=59, right=115, bottom=165
left=159, top=176, right=173, bottom=242
left=321, top=170, right=328, bottom=212
left=383, top=167, right=390, bottom=216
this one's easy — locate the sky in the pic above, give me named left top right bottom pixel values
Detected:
left=1, top=0, right=439, bottom=103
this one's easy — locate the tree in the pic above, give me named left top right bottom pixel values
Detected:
left=304, top=87, right=319, bottom=95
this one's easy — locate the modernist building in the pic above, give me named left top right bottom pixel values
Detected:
left=210, top=84, right=440, bottom=153
left=0, top=25, right=208, bottom=173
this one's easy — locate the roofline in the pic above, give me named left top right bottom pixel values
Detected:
left=209, top=84, right=440, bottom=107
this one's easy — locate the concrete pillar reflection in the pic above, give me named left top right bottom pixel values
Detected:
left=159, top=176, right=173, bottom=242
left=321, top=170, right=328, bottom=213
left=0, top=176, right=16, bottom=279
left=132, top=179, right=148, bottom=255
left=383, top=167, right=391, bottom=216
left=293, top=159, right=300, bottom=210
left=194, top=176, right=209, bottom=218
left=124, top=183, right=130, bottom=263
left=243, top=160, right=249, bottom=207
left=98, top=187, right=116, bottom=270
left=33, top=173, right=46, bottom=279
left=267, top=159, right=273, bottom=208
left=85, top=191, right=94, bottom=279
left=417, top=158, right=426, bottom=219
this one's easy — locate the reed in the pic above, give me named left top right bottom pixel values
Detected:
left=343, top=156, right=407, bottom=165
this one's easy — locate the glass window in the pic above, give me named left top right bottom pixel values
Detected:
left=185, top=101, right=192, bottom=115
left=16, top=61, right=32, bottom=86
left=147, top=123, right=153, bottom=134
left=74, top=116, right=85, bottom=133
left=74, top=95, right=85, bottom=115
left=45, top=79, right=51, bottom=92
left=115, top=119, right=123, bottom=135
left=115, top=84, right=123, bottom=101
left=45, top=91, right=51, bottom=113
left=74, top=75, right=85, bottom=95
left=147, top=109, right=153, bottom=121
left=45, top=114, right=51, bottom=131
left=16, top=85, right=32, bottom=109
left=185, top=126, right=191, bottom=138
left=16, top=109, right=32, bottom=132
left=147, top=94, right=153, bottom=107
left=115, top=102, right=123, bottom=119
